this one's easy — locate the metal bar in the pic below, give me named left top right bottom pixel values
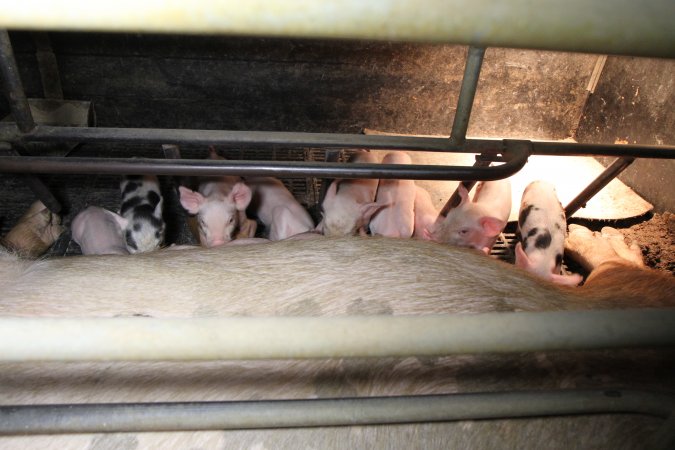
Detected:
left=5, top=147, right=62, bottom=213
left=0, top=390, right=673, bottom=436
left=0, top=124, right=464, bottom=152
left=1, top=2, right=674, bottom=58
left=528, top=141, right=675, bottom=158
left=438, top=160, right=492, bottom=217
left=319, top=149, right=343, bottom=204
left=0, top=309, right=674, bottom=362
left=2, top=124, right=674, bottom=159
left=450, top=46, right=485, bottom=146
left=0, top=153, right=527, bottom=181
left=32, top=32, right=64, bottom=100
left=0, top=30, right=35, bottom=132
left=565, top=157, right=635, bottom=217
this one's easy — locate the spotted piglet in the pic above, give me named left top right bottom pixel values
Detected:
left=515, top=180, right=582, bottom=286
left=120, top=175, right=165, bottom=253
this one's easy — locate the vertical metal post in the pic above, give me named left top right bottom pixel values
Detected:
left=439, top=46, right=487, bottom=217
left=0, top=30, right=62, bottom=213
left=449, top=46, right=485, bottom=146
left=32, top=32, right=64, bottom=100
left=565, top=156, right=635, bottom=217
left=0, top=30, right=35, bottom=132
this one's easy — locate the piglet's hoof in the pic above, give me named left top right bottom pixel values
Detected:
left=600, top=226, right=644, bottom=267
left=565, top=224, right=642, bottom=272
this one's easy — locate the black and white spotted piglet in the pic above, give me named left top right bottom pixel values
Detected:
left=120, top=175, right=165, bottom=253
left=515, top=180, right=582, bottom=286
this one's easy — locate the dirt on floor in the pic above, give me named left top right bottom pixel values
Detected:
left=620, top=212, right=675, bottom=274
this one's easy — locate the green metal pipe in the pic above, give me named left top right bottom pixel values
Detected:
left=0, top=309, right=674, bottom=362
left=0, top=1, right=673, bottom=58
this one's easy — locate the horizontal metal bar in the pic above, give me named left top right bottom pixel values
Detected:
left=2, top=124, right=673, bottom=158
left=0, top=309, right=673, bottom=362
left=529, top=141, right=675, bottom=158
left=1, top=390, right=673, bottom=435
left=0, top=124, right=462, bottom=152
left=0, top=1, right=674, bottom=58
left=0, top=154, right=527, bottom=181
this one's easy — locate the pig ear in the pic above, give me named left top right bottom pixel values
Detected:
left=514, top=242, right=533, bottom=270
left=179, top=186, right=205, bottom=215
left=457, top=184, right=470, bottom=206
left=359, top=202, right=388, bottom=224
left=106, top=209, right=129, bottom=230
left=322, top=180, right=340, bottom=206
left=480, top=216, right=506, bottom=237
left=231, top=182, right=252, bottom=211
left=549, top=272, right=583, bottom=286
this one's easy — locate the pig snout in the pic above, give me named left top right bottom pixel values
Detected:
left=516, top=180, right=581, bottom=285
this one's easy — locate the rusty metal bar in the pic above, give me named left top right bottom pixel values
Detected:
left=565, top=156, right=636, bottom=217
left=449, top=46, right=485, bottom=146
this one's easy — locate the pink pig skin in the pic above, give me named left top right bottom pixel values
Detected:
left=432, top=179, right=511, bottom=254
left=179, top=148, right=252, bottom=248
left=246, top=177, right=315, bottom=241
left=71, top=206, right=129, bottom=255
left=412, top=186, right=440, bottom=240
left=369, top=152, right=416, bottom=238
left=317, top=151, right=386, bottom=237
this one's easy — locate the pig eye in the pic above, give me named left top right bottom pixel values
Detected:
left=459, top=228, right=469, bottom=235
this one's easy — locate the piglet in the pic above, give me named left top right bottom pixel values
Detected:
left=368, top=152, right=416, bottom=238
left=71, top=206, right=129, bottom=255
left=246, top=177, right=314, bottom=241
left=431, top=179, right=511, bottom=254
left=412, top=185, right=440, bottom=240
left=1, top=200, right=64, bottom=258
left=317, top=151, right=386, bottom=237
left=515, top=180, right=582, bottom=286
left=120, top=175, right=165, bottom=253
left=179, top=148, right=252, bottom=247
